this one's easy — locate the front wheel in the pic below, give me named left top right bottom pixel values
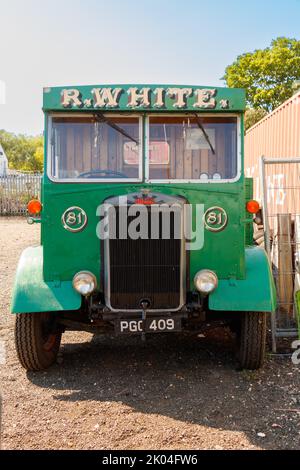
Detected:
left=237, top=311, right=267, bottom=370
left=15, top=312, right=62, bottom=371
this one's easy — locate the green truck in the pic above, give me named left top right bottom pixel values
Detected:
left=11, top=84, right=276, bottom=371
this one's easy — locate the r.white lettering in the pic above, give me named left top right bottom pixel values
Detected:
left=127, top=87, right=151, bottom=107
left=153, top=87, right=165, bottom=108
left=59, top=86, right=225, bottom=110
left=61, top=89, right=82, bottom=108
left=167, top=87, right=192, bottom=108
left=193, top=88, right=217, bottom=108
left=92, top=87, right=123, bottom=108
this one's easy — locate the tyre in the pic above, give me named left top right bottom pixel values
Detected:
left=15, top=312, right=62, bottom=371
left=237, top=311, right=267, bottom=370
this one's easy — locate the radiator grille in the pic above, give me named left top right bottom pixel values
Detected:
left=107, top=206, right=182, bottom=310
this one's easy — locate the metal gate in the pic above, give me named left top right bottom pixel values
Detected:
left=260, top=157, right=300, bottom=352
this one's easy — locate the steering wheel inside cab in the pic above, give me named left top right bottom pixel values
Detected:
left=78, top=169, right=128, bottom=178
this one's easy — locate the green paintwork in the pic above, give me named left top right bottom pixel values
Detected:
left=11, top=84, right=276, bottom=315
left=11, top=246, right=81, bottom=313
left=43, top=84, right=246, bottom=112
left=244, top=178, right=254, bottom=246
left=41, top=181, right=248, bottom=286
left=209, top=246, right=277, bottom=312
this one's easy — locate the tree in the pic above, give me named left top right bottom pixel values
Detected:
left=0, top=130, right=44, bottom=172
left=223, top=37, right=300, bottom=112
left=244, top=108, right=267, bottom=131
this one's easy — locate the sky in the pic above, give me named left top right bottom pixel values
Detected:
left=0, top=0, right=300, bottom=136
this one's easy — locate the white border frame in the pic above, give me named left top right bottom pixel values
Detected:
left=145, top=113, right=242, bottom=184
left=47, top=113, right=144, bottom=183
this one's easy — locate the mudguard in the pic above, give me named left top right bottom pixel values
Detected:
left=11, top=246, right=81, bottom=314
left=209, top=246, right=276, bottom=312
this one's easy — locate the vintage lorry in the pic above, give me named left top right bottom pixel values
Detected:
left=11, top=84, right=276, bottom=371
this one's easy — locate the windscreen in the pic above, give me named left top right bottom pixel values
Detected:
left=148, top=115, right=238, bottom=181
left=48, top=114, right=238, bottom=182
left=49, top=115, right=141, bottom=180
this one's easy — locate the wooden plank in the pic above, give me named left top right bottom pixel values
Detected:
left=169, top=126, right=176, bottom=179
left=82, top=125, right=92, bottom=172
left=175, top=126, right=184, bottom=179
left=74, top=127, right=83, bottom=174
left=92, top=123, right=100, bottom=170
left=199, top=149, right=208, bottom=177
left=100, top=124, right=108, bottom=170
left=276, top=213, right=294, bottom=316
left=66, top=127, right=75, bottom=175
left=108, top=126, right=117, bottom=171
left=184, top=146, right=192, bottom=179
left=192, top=150, right=201, bottom=179
left=116, top=133, right=123, bottom=172
left=216, top=126, right=225, bottom=177
left=293, top=215, right=300, bottom=319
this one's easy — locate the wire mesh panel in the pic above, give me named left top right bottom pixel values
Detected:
left=0, top=173, right=42, bottom=215
left=260, top=157, right=300, bottom=352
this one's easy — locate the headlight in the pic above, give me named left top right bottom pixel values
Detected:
left=194, top=269, right=218, bottom=294
left=72, top=271, right=97, bottom=296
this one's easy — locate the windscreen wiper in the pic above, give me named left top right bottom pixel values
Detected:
left=193, top=114, right=215, bottom=155
left=93, top=113, right=139, bottom=145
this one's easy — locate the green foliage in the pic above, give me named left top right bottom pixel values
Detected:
left=223, top=37, right=300, bottom=111
left=0, top=130, right=44, bottom=172
left=244, top=108, right=268, bottom=131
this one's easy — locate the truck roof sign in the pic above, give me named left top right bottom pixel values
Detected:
left=43, top=84, right=245, bottom=112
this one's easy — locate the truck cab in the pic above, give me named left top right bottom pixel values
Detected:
left=12, top=84, right=276, bottom=371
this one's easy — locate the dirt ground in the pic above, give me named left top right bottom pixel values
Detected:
left=0, top=217, right=299, bottom=450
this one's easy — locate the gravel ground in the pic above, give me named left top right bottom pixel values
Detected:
left=0, top=217, right=299, bottom=450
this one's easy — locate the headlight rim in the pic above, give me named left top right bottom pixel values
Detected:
left=194, top=269, right=218, bottom=295
left=72, top=270, right=97, bottom=296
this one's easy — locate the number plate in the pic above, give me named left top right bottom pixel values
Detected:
left=115, top=317, right=181, bottom=335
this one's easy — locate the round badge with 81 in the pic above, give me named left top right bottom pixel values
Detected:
left=61, top=206, right=88, bottom=232
left=204, top=206, right=228, bottom=232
